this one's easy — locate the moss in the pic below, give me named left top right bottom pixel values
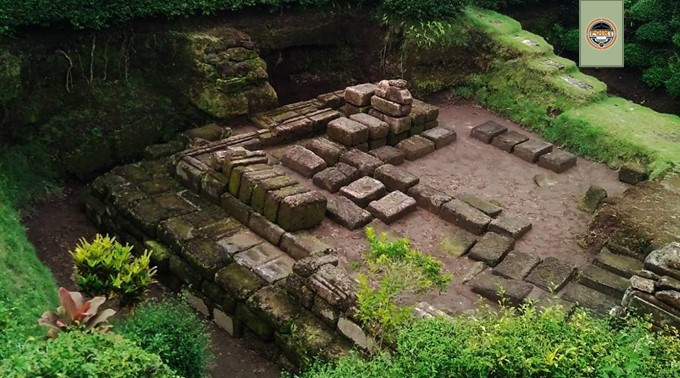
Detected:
left=0, top=48, right=21, bottom=105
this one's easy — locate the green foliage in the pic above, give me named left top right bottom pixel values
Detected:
left=71, top=234, right=156, bottom=304
left=624, top=42, right=650, bottom=67
left=296, top=304, right=680, bottom=377
left=117, top=296, right=213, bottom=378
left=0, top=330, right=178, bottom=377
left=380, top=0, right=468, bottom=21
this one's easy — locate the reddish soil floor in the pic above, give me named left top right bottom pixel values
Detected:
left=22, top=183, right=280, bottom=378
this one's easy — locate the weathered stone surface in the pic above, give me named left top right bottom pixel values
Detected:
left=308, top=109, right=343, bottom=132
left=344, top=83, right=377, bottom=107
left=339, top=177, right=387, bottom=208
left=223, top=154, right=268, bottom=179
left=470, top=121, right=507, bottom=143
left=407, top=184, right=452, bottom=215
left=337, top=317, right=375, bottom=352
left=236, top=302, right=274, bottom=340
left=216, top=229, right=263, bottom=255
left=228, top=163, right=270, bottom=196
left=368, top=138, right=387, bottom=150
left=538, top=150, right=577, bottom=173
left=182, top=124, right=228, bottom=143
left=281, top=231, right=333, bottom=260
left=272, top=116, right=314, bottom=142
left=413, top=302, right=452, bottom=319
left=628, top=292, right=680, bottom=330
left=293, top=253, right=339, bottom=278
left=213, top=308, right=242, bottom=337
left=374, top=164, right=420, bottom=193
left=255, top=255, right=295, bottom=283
left=138, top=176, right=182, bottom=196
left=169, top=255, right=202, bottom=287
left=252, top=175, right=297, bottom=213
left=185, top=291, right=210, bottom=317
left=375, top=80, right=413, bottom=105
left=657, top=276, right=680, bottom=292
left=327, top=196, right=373, bottom=230
left=182, top=237, right=234, bottom=279
left=493, top=252, right=541, bottom=280
left=644, top=243, right=680, bottom=281
left=656, top=290, right=680, bottom=309
left=369, top=108, right=412, bottom=135
left=311, top=298, right=339, bottom=326
left=410, top=99, right=439, bottom=125
left=282, top=146, right=327, bottom=178
left=513, top=139, right=554, bottom=163
left=437, top=229, right=477, bottom=257
left=371, top=96, right=411, bottom=117
left=369, top=146, right=405, bottom=165
left=286, top=312, right=336, bottom=362
left=619, top=162, right=648, bottom=185
left=468, top=232, right=515, bottom=267
left=238, top=169, right=281, bottom=204
left=630, top=275, right=656, bottom=293
left=533, top=173, right=558, bottom=188
left=317, top=91, right=345, bottom=109
left=313, top=167, right=353, bottom=193
left=158, top=217, right=196, bottom=253
left=526, top=257, right=575, bottom=291
left=440, top=199, right=492, bottom=235
left=579, top=264, right=629, bottom=298
left=249, top=213, right=285, bottom=245
left=144, top=140, right=185, bottom=160
left=578, top=184, right=607, bottom=213
left=457, top=193, right=502, bottom=217
left=636, top=269, right=661, bottom=280
left=215, top=264, right=266, bottom=300
left=469, top=270, right=534, bottom=306
left=201, top=171, right=229, bottom=201
left=461, top=261, right=487, bottom=283
left=343, top=103, right=370, bottom=116
left=421, top=127, right=456, bottom=149
left=263, top=185, right=309, bottom=223
left=367, top=191, right=417, bottom=224
left=561, top=283, right=618, bottom=315
left=305, top=137, right=346, bottom=166
left=220, top=194, right=252, bottom=225
left=350, top=113, right=389, bottom=140
left=491, top=130, right=529, bottom=152
left=128, top=194, right=198, bottom=236
left=327, top=117, right=370, bottom=147
left=176, top=157, right=209, bottom=192
left=277, top=191, right=327, bottom=232
left=339, top=149, right=384, bottom=177
left=308, top=264, right=357, bottom=310
left=396, top=135, right=435, bottom=161
left=386, top=130, right=409, bottom=146
left=234, top=243, right=285, bottom=270
left=489, top=214, right=532, bottom=239
left=593, top=247, right=643, bottom=279
left=335, top=162, right=361, bottom=182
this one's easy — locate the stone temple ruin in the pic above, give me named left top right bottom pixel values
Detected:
left=83, top=79, right=680, bottom=367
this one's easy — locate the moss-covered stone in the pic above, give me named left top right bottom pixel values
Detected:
left=235, top=302, right=274, bottom=340
left=169, top=255, right=203, bottom=288
left=182, top=238, right=232, bottom=280
left=215, top=264, right=266, bottom=300
left=263, top=185, right=309, bottom=223
left=201, top=280, right=237, bottom=312
left=246, top=286, right=302, bottom=333
left=252, top=175, right=298, bottom=214
left=157, top=217, right=196, bottom=253
left=144, top=240, right=173, bottom=273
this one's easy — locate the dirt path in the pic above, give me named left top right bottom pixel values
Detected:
left=22, top=183, right=280, bottom=378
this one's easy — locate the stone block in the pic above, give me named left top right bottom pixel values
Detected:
left=579, top=264, right=629, bottom=298
left=373, top=164, right=419, bottom=193
left=343, top=103, right=370, bottom=116
left=469, top=270, right=534, bottom=307
left=252, top=175, right=297, bottom=213
left=630, top=275, right=656, bottom=293
left=220, top=194, right=252, bottom=225
left=213, top=308, right=243, bottom=337
left=201, top=171, right=229, bottom=201
left=457, top=193, right=502, bottom=217
left=158, top=217, right=196, bottom=253
left=312, top=297, right=339, bottom=326
left=249, top=213, right=285, bottom=245
left=223, top=154, right=268, bottom=179
left=308, top=109, right=343, bottom=132
left=272, top=116, right=314, bottom=142
left=493, top=251, right=541, bottom=280
left=238, top=169, right=281, bottom=204
left=263, top=185, right=309, bottom=223
left=368, top=138, right=387, bottom=150
left=339, top=149, right=384, bottom=177
left=593, top=248, right=643, bottom=279
left=350, top=113, right=389, bottom=140
left=247, top=286, right=301, bottom=333
left=619, top=161, right=648, bottom=184
left=326, top=196, right=373, bottom=230
left=440, top=199, right=492, bottom=235
left=657, top=276, right=680, bottom=291
left=344, top=83, right=377, bottom=107
left=176, top=157, right=209, bottom=192
left=281, top=145, right=327, bottom=178
left=316, top=91, right=345, bottom=109
left=293, top=253, right=339, bottom=278
left=169, top=255, right=202, bottom=288
left=421, top=127, right=456, bottom=149
left=305, top=137, right=346, bottom=166
left=437, top=230, right=477, bottom=257
left=184, top=291, right=210, bottom=317
left=656, top=290, right=680, bottom=309
left=525, top=257, right=575, bottom=292
left=255, top=255, right=295, bottom=283
left=371, top=96, right=411, bottom=117
left=491, top=130, right=528, bottom=152
left=281, top=231, right=333, bottom=260
left=369, top=108, right=411, bottom=134
left=234, top=243, right=285, bottom=269
left=386, top=131, right=409, bottom=146
left=468, top=232, right=515, bottom=267
left=410, top=99, right=439, bottom=124
left=229, top=163, right=270, bottom=197
left=339, top=177, right=387, bottom=208
left=396, top=136, right=435, bottom=161
left=513, top=139, right=554, bottom=163
left=308, top=264, right=357, bottom=310
left=369, top=146, right=405, bottom=166
left=335, top=162, right=361, bottom=182
left=538, top=150, right=577, bottom=173
left=327, top=117, right=369, bottom=147
left=407, top=184, right=452, bottom=215
left=367, top=191, right=417, bottom=224
left=313, top=167, right=353, bottom=193
left=277, top=191, right=327, bottom=231
left=470, top=121, right=507, bottom=143
left=337, top=317, right=375, bottom=352
left=182, top=238, right=233, bottom=280
left=577, top=184, right=607, bottom=213
left=409, top=123, right=425, bottom=136
left=489, top=214, right=532, bottom=239
left=561, top=283, right=618, bottom=315
left=235, top=302, right=274, bottom=340
left=628, top=292, right=680, bottom=330
left=375, top=80, right=413, bottom=105
left=216, top=229, right=263, bottom=255
left=644, top=243, right=680, bottom=281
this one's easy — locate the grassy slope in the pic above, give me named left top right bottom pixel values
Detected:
left=459, top=7, right=680, bottom=177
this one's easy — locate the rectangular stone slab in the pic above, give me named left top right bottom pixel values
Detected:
left=367, top=191, right=417, bottom=224
left=561, top=283, right=618, bottom=315
left=488, top=214, right=532, bottom=239
left=344, top=83, right=377, bottom=107
left=436, top=229, right=477, bottom=257
left=593, top=247, right=643, bottom=279
left=493, top=251, right=540, bottom=280
left=369, top=146, right=405, bottom=166
left=327, top=117, right=370, bottom=147
left=281, top=145, right=327, bottom=178
left=578, top=264, right=629, bottom=298
left=277, top=191, right=327, bottom=231
left=538, top=150, right=577, bottom=173
left=513, top=139, right=554, bottom=163
left=305, top=137, right=346, bottom=166
left=339, top=149, right=384, bottom=177
left=468, top=232, right=515, bottom=267
left=369, top=108, right=411, bottom=135
left=371, top=96, right=412, bottom=118
left=238, top=169, right=282, bottom=204
left=410, top=99, right=439, bottom=125
left=339, top=177, right=387, bottom=208
left=326, top=196, right=373, bottom=230
left=263, top=185, right=309, bottom=222
left=374, top=164, right=420, bottom=193
left=470, top=121, right=508, bottom=143
left=375, top=80, right=413, bottom=105
left=440, top=199, right=491, bottom=235
left=407, top=184, right=453, bottom=215
left=421, top=127, right=457, bottom=149
left=251, top=175, right=297, bottom=214
left=525, top=257, right=575, bottom=292
left=491, top=130, right=528, bottom=152
left=396, top=136, right=435, bottom=161
left=229, top=163, right=271, bottom=197
left=469, top=270, right=534, bottom=307
left=457, top=193, right=502, bottom=217
left=350, top=113, right=389, bottom=140
left=313, top=167, right=353, bottom=193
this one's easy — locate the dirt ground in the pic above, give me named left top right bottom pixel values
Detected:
left=22, top=183, right=280, bottom=378
left=272, top=97, right=629, bottom=314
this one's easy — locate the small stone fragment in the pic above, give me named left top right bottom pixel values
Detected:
left=630, top=275, right=656, bottom=293
left=533, top=173, right=558, bottom=188
left=619, top=161, right=648, bottom=185
left=577, top=184, right=607, bottom=213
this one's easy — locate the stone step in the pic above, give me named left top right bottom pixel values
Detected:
left=579, top=264, right=629, bottom=298
left=469, top=270, right=534, bottom=307
left=525, top=257, right=575, bottom=292
left=561, top=283, right=618, bottom=315
left=594, top=247, right=643, bottom=279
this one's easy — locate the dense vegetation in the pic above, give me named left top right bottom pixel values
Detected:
left=298, top=305, right=680, bottom=377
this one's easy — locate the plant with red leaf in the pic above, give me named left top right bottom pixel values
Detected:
left=38, top=287, right=116, bottom=338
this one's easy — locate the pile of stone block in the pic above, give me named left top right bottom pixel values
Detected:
left=344, top=83, right=377, bottom=115
left=621, top=242, right=680, bottom=329
left=368, top=80, right=414, bottom=145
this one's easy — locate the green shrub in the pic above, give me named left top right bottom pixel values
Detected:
left=297, top=304, right=680, bottom=377
left=380, top=0, right=468, bottom=21
left=71, top=234, right=156, bottom=304
left=118, top=296, right=213, bottom=378
left=0, top=330, right=178, bottom=377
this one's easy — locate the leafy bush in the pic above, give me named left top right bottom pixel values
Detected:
left=38, top=287, right=116, bottom=338
left=118, top=296, right=213, bottom=378
left=380, top=0, right=467, bottom=21
left=297, top=304, right=680, bottom=377
left=71, top=234, right=156, bottom=304
left=0, top=330, right=178, bottom=377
